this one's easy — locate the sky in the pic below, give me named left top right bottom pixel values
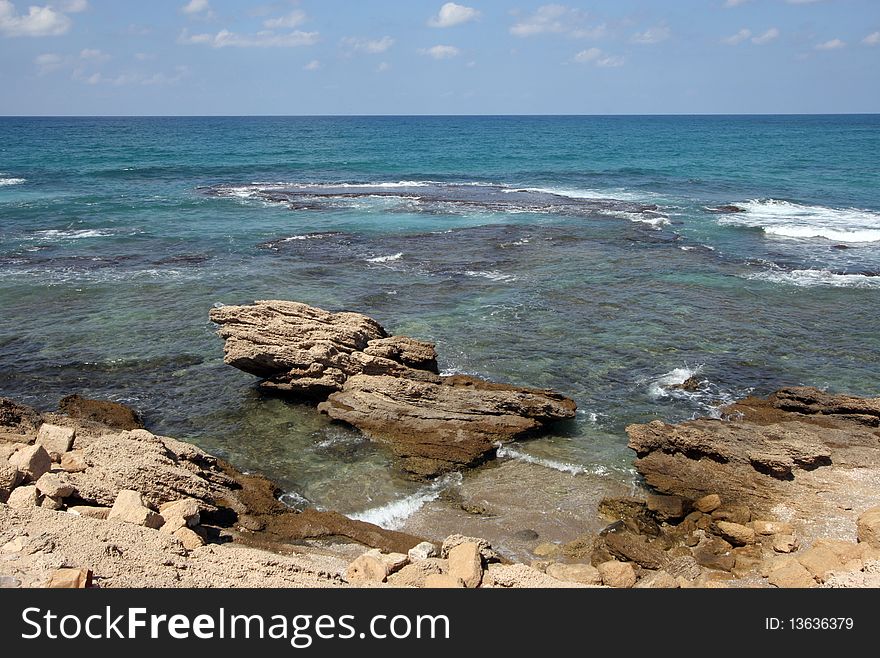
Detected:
left=0, top=0, right=878, bottom=115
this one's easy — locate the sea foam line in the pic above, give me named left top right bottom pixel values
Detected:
left=495, top=444, right=611, bottom=477
left=0, top=177, right=26, bottom=186
left=745, top=268, right=880, bottom=289
left=348, top=472, right=463, bottom=530
left=718, top=199, right=880, bottom=243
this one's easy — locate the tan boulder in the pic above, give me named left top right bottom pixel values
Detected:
left=108, top=489, right=164, bottom=529
left=47, top=568, right=92, bottom=589
left=772, top=534, right=799, bottom=553
left=60, top=451, right=88, bottom=473
left=159, top=498, right=201, bottom=533
left=635, top=570, right=679, bottom=588
left=40, top=495, right=63, bottom=510
left=36, top=423, right=75, bottom=460
left=694, top=494, right=722, bottom=513
left=423, top=574, right=464, bottom=588
left=0, top=463, right=23, bottom=491
left=646, top=494, right=687, bottom=520
left=7, top=484, right=40, bottom=509
left=386, top=560, right=444, bottom=587
left=173, top=527, right=205, bottom=550
left=715, top=521, right=756, bottom=546
left=768, top=561, right=815, bottom=588
left=857, top=507, right=880, bottom=549
left=796, top=546, right=844, bottom=583
left=546, top=562, right=602, bottom=586
left=752, top=520, right=794, bottom=536
left=8, top=444, right=52, bottom=483
left=35, top=472, right=76, bottom=499
left=345, top=549, right=409, bottom=585
left=597, top=560, right=636, bottom=588
left=407, top=541, right=438, bottom=561
left=448, top=542, right=483, bottom=588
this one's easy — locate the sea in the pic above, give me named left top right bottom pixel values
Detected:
left=1, top=115, right=878, bottom=555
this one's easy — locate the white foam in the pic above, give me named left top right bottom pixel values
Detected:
left=464, top=270, right=517, bottom=283
left=647, top=365, right=704, bottom=399
left=32, top=228, right=115, bottom=240
left=0, top=177, right=26, bottom=186
left=348, top=473, right=463, bottom=530
left=515, top=185, right=653, bottom=202
left=279, top=491, right=309, bottom=508
left=746, top=268, right=880, bottom=289
left=366, top=252, right=403, bottom=263
left=600, top=209, right=670, bottom=228
left=719, top=199, right=880, bottom=243
left=281, top=233, right=336, bottom=242
left=495, top=444, right=609, bottom=476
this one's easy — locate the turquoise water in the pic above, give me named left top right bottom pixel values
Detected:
left=1, top=115, right=879, bottom=523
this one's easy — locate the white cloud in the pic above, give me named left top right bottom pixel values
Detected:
left=181, top=0, right=209, bottom=14
left=264, top=10, right=306, bottom=29
left=863, top=32, right=880, bottom=46
left=419, top=44, right=460, bottom=59
left=178, top=28, right=319, bottom=48
left=510, top=4, right=598, bottom=38
left=34, top=51, right=62, bottom=73
left=79, top=65, right=189, bottom=87
left=815, top=38, right=845, bottom=50
left=723, top=0, right=752, bottom=7
left=574, top=47, right=624, bottom=67
left=58, top=0, right=87, bottom=12
left=428, top=3, right=479, bottom=28
left=631, top=24, right=670, bottom=45
left=341, top=35, right=394, bottom=54
left=376, top=61, right=390, bottom=73
left=752, top=27, right=779, bottom=45
left=79, top=47, right=104, bottom=59
left=722, top=28, right=751, bottom=45
left=0, top=0, right=72, bottom=36
left=303, top=59, right=320, bottom=71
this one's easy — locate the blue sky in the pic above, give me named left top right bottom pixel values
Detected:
left=1, top=0, right=878, bottom=115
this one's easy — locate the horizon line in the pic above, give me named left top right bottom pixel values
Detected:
left=0, top=112, right=878, bottom=119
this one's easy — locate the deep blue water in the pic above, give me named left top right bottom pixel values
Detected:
left=1, top=115, right=879, bottom=526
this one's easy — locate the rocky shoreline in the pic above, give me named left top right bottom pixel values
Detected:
left=2, top=300, right=879, bottom=588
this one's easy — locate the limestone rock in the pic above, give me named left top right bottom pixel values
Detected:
left=857, top=507, right=880, bottom=549
left=67, top=506, right=110, bottom=520
left=345, top=549, right=408, bottom=585
left=441, top=534, right=500, bottom=563
left=597, top=560, right=636, bottom=588
left=7, top=485, right=40, bottom=509
left=753, top=520, right=794, bottom=536
left=0, top=398, right=42, bottom=443
left=36, top=423, right=75, bottom=461
left=423, top=574, right=464, bottom=588
left=407, top=541, right=438, bottom=561
left=796, top=546, right=844, bottom=582
left=694, top=494, right=722, bottom=513
left=604, top=529, right=667, bottom=569
left=47, top=568, right=92, bottom=589
left=711, top=506, right=751, bottom=526
left=635, top=570, right=679, bottom=589
left=693, top=537, right=735, bottom=572
left=768, top=561, right=815, bottom=588
left=773, top=534, right=799, bottom=553
left=319, top=374, right=576, bottom=477
left=8, top=444, right=52, bottom=483
left=715, top=521, right=756, bottom=546
left=546, top=562, right=602, bottom=586
left=173, top=527, right=205, bottom=550
left=646, top=493, right=688, bottom=520
left=0, top=462, right=22, bottom=491
left=60, top=450, right=88, bottom=473
left=59, top=395, right=144, bottom=430
left=448, top=542, right=483, bottom=588
left=108, top=489, right=164, bottom=529
left=159, top=498, right=202, bottom=533
left=41, top=495, right=63, bottom=510
left=387, top=560, right=444, bottom=588
left=35, top=472, right=76, bottom=499
left=362, top=336, right=439, bottom=373
left=665, top=555, right=701, bottom=581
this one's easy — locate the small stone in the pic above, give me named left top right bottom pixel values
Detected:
left=768, top=561, right=815, bottom=588
left=732, top=545, right=764, bottom=576
left=36, top=423, right=75, bottom=460
left=346, top=553, right=389, bottom=584
left=7, top=484, right=40, bottom=509
left=47, top=568, right=92, bottom=589
left=35, top=472, right=75, bottom=499
left=0, top=575, right=21, bottom=588
left=666, top=555, right=701, bottom=581
left=715, top=521, right=756, bottom=546
left=533, top=542, right=560, bottom=558
left=752, top=520, right=794, bottom=536
left=67, top=506, right=110, bottom=520
left=441, top=534, right=498, bottom=562
left=423, top=574, right=464, bottom=588
left=0, top=463, right=22, bottom=491
left=604, top=530, right=667, bottom=569
left=646, top=494, right=688, bottom=521
left=694, top=494, right=722, bottom=513
left=8, top=444, right=52, bottom=483
left=40, top=495, right=63, bottom=510
left=60, top=451, right=87, bottom=473
left=448, top=542, right=483, bottom=588
left=797, top=546, right=844, bottom=583
left=2, top=536, right=27, bottom=553
left=387, top=560, right=444, bottom=588
left=693, top=537, right=735, bottom=572
left=407, top=541, right=439, bottom=561
left=158, top=498, right=201, bottom=533
left=108, top=489, right=164, bottom=529
left=597, top=560, right=637, bottom=588
left=857, top=507, right=880, bottom=549
left=513, top=529, right=540, bottom=541
left=773, top=534, right=799, bottom=553
left=635, top=570, right=679, bottom=588
left=530, top=560, right=550, bottom=572
left=173, top=527, right=205, bottom=550
left=546, top=562, right=602, bottom=586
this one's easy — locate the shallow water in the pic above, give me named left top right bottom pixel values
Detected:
left=1, top=116, right=879, bottom=547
